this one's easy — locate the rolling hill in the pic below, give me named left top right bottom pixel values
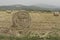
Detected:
left=0, top=4, right=60, bottom=11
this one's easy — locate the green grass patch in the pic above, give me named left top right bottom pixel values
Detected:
left=0, top=34, right=60, bottom=40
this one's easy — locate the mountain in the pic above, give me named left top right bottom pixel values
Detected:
left=34, top=4, right=56, bottom=8
left=0, top=4, right=26, bottom=10
left=33, top=4, right=60, bottom=11
left=0, top=4, right=60, bottom=11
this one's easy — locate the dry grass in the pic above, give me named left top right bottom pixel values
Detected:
left=0, top=11, right=60, bottom=37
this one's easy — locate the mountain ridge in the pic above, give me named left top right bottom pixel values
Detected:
left=0, top=4, right=60, bottom=11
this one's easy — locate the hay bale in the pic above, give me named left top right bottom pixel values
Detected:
left=12, top=11, right=31, bottom=30
left=53, top=12, right=59, bottom=16
left=6, top=10, right=11, bottom=14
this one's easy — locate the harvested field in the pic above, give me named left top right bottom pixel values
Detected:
left=0, top=11, right=60, bottom=37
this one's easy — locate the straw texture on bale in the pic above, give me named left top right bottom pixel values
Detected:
left=12, top=11, right=31, bottom=30
left=53, top=12, right=59, bottom=16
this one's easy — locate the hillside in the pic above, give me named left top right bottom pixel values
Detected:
left=0, top=4, right=60, bottom=11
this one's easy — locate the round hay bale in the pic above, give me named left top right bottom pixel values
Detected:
left=53, top=12, right=59, bottom=16
left=12, top=11, right=31, bottom=30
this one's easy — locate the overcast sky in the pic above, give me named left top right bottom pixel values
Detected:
left=0, top=0, right=60, bottom=6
